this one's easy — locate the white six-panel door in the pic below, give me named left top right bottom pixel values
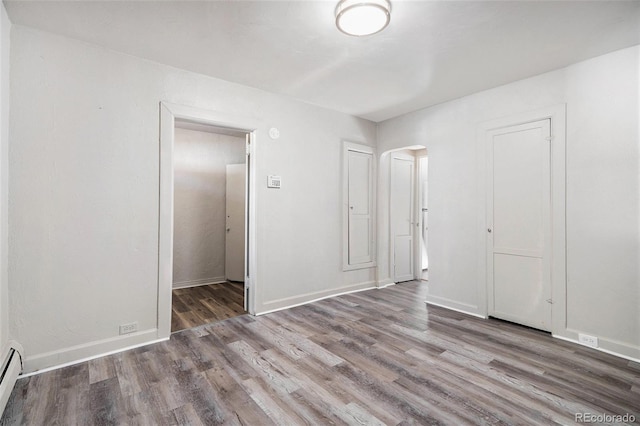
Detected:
left=391, top=155, right=415, bottom=283
left=487, top=119, right=552, bottom=331
left=225, top=163, right=246, bottom=282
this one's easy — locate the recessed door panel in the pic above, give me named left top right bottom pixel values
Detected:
left=394, top=235, right=413, bottom=281
left=493, top=130, right=545, bottom=255
left=493, top=254, right=545, bottom=328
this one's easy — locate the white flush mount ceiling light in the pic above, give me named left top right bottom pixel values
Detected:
left=335, top=0, right=391, bottom=37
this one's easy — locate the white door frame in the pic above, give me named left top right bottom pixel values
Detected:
left=477, top=104, right=566, bottom=334
left=159, top=102, right=259, bottom=338
left=377, top=146, right=425, bottom=287
left=342, top=141, right=376, bottom=271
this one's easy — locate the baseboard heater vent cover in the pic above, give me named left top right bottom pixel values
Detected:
left=0, top=346, right=22, bottom=416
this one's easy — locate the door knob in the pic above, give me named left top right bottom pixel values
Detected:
left=487, top=228, right=492, bottom=233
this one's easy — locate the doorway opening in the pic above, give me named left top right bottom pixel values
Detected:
left=158, top=103, right=258, bottom=340
left=379, top=145, right=427, bottom=286
left=170, top=120, right=248, bottom=332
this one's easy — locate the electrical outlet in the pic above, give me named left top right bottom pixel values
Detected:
left=119, top=322, right=138, bottom=335
left=578, top=333, right=598, bottom=348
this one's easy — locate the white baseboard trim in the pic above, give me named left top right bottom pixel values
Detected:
left=554, top=330, right=640, bottom=364
left=425, top=296, right=487, bottom=319
left=21, top=329, right=167, bottom=376
left=173, top=276, right=226, bottom=289
left=377, top=278, right=395, bottom=288
left=256, top=281, right=377, bottom=316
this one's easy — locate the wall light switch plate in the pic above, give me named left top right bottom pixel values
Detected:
left=267, top=175, right=281, bottom=189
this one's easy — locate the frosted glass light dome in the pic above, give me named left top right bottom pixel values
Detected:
left=335, top=0, right=391, bottom=37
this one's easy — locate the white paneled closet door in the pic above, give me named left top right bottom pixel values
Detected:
left=487, top=119, right=552, bottom=331
left=347, top=149, right=374, bottom=266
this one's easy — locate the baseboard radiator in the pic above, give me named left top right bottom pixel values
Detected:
left=0, top=345, right=23, bottom=415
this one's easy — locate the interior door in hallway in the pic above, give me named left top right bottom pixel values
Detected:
left=226, top=164, right=246, bottom=282
left=391, top=154, right=415, bottom=283
left=488, top=119, right=551, bottom=331
left=347, top=148, right=374, bottom=266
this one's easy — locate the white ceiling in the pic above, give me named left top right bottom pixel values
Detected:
left=4, top=0, right=640, bottom=122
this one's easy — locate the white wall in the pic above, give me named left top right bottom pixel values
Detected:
left=0, top=3, right=10, bottom=358
left=9, top=26, right=377, bottom=372
left=378, top=45, right=640, bottom=360
left=173, top=127, right=245, bottom=288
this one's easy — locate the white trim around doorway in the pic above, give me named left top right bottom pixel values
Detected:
left=158, top=102, right=260, bottom=339
left=476, top=104, right=567, bottom=332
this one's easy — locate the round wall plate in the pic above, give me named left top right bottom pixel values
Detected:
left=269, top=128, right=280, bottom=139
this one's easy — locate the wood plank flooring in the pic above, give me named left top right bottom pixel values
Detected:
left=171, top=282, right=245, bottom=333
left=3, top=281, right=640, bottom=425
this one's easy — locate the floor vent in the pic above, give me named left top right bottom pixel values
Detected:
left=0, top=346, right=22, bottom=416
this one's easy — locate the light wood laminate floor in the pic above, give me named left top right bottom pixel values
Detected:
left=3, top=281, right=639, bottom=425
left=171, top=282, right=245, bottom=333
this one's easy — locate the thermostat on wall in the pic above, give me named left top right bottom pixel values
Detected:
left=267, top=175, right=281, bottom=189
